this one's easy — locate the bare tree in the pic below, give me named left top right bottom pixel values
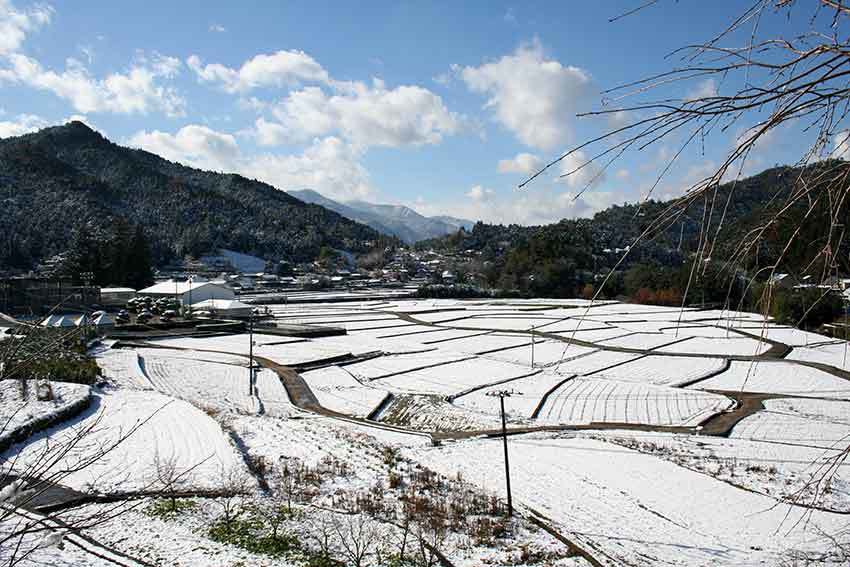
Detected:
left=210, top=464, right=252, bottom=531
left=305, top=512, right=337, bottom=563
left=332, top=513, right=385, bottom=567
left=0, top=316, right=194, bottom=566
left=1, top=387, right=163, bottom=567
left=151, top=449, right=193, bottom=512
left=517, top=0, right=850, bottom=553
left=253, top=459, right=299, bottom=541
left=522, top=0, right=850, bottom=313
left=413, top=517, right=449, bottom=567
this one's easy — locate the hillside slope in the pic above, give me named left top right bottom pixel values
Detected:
left=417, top=162, right=850, bottom=294
left=0, top=122, right=394, bottom=270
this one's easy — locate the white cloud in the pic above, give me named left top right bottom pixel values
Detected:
left=208, top=23, right=226, bottom=33
left=558, top=150, right=606, bottom=190
left=244, top=137, right=373, bottom=201
left=607, top=110, right=630, bottom=130
left=256, top=79, right=460, bottom=149
left=685, top=78, right=717, bottom=101
left=831, top=130, right=850, bottom=160
left=459, top=40, right=593, bottom=150
left=187, top=50, right=329, bottom=93
left=0, top=52, right=185, bottom=116
left=128, top=125, right=373, bottom=202
left=465, top=185, right=494, bottom=201
left=497, top=152, right=541, bottom=174
left=250, top=116, right=291, bottom=146
left=0, top=0, right=52, bottom=54
left=129, top=125, right=240, bottom=171
left=0, top=112, right=48, bottom=137
left=416, top=184, right=622, bottom=226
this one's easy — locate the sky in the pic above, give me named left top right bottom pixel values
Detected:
left=0, top=0, right=831, bottom=225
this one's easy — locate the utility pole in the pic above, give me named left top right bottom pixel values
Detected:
left=186, top=275, right=193, bottom=319
left=486, top=389, right=520, bottom=517
left=248, top=312, right=255, bottom=396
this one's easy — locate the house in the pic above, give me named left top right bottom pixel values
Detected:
left=138, top=279, right=235, bottom=305
left=768, top=273, right=795, bottom=289
left=90, top=311, right=115, bottom=328
left=191, top=299, right=253, bottom=318
left=100, top=287, right=136, bottom=306
left=40, top=314, right=80, bottom=328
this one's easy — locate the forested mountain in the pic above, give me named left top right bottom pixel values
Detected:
left=290, top=189, right=472, bottom=243
left=418, top=162, right=850, bottom=298
left=0, top=122, right=395, bottom=273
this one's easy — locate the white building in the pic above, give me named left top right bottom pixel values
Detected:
left=138, top=280, right=235, bottom=305
left=192, top=299, right=253, bottom=318
left=100, top=287, right=136, bottom=306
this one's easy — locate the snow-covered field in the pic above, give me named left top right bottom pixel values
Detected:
left=599, top=354, right=727, bottom=386
left=0, top=380, right=90, bottom=443
left=537, top=377, right=734, bottom=426
left=453, top=369, right=577, bottom=420
left=369, top=357, right=539, bottom=396
left=598, top=332, right=685, bottom=350
left=151, top=333, right=303, bottom=353
left=656, top=335, right=771, bottom=356
left=788, top=342, right=850, bottom=371
left=688, top=360, right=850, bottom=396
left=301, top=365, right=388, bottom=417
left=731, top=397, right=850, bottom=448
left=3, top=388, right=247, bottom=492
left=139, top=350, right=296, bottom=417
left=405, top=435, right=847, bottom=566
left=7, top=297, right=850, bottom=566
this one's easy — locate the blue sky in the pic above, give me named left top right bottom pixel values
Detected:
left=0, top=0, right=825, bottom=224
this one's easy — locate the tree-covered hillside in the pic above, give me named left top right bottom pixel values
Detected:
left=0, top=122, right=396, bottom=271
left=418, top=162, right=850, bottom=298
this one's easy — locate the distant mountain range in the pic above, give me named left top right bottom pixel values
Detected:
left=289, top=189, right=474, bottom=244
left=0, top=122, right=394, bottom=271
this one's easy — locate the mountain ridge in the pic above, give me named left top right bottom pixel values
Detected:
left=289, top=189, right=473, bottom=243
left=0, top=121, right=395, bottom=271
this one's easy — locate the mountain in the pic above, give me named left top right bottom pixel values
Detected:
left=417, top=162, right=850, bottom=297
left=430, top=215, right=474, bottom=231
left=0, top=122, right=396, bottom=272
left=289, top=189, right=473, bottom=243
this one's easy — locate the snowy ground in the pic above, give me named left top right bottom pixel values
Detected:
left=589, top=428, right=850, bottom=512
left=6, top=298, right=850, bottom=566
left=788, top=342, right=850, bottom=371
left=375, top=357, right=541, bottom=396
left=0, top=380, right=90, bottom=443
left=537, top=377, right=734, bottom=426
left=598, top=354, right=727, bottom=386
left=301, top=365, right=389, bottom=417
left=3, top=388, right=248, bottom=492
left=688, top=360, right=850, bottom=397
left=405, top=434, right=848, bottom=566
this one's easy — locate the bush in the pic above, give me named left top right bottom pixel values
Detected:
left=771, top=288, right=844, bottom=328
left=146, top=498, right=196, bottom=519
left=13, top=356, right=100, bottom=385
left=209, top=516, right=301, bottom=557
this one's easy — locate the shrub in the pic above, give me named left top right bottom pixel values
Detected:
left=146, top=498, right=196, bottom=519
left=208, top=516, right=301, bottom=557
